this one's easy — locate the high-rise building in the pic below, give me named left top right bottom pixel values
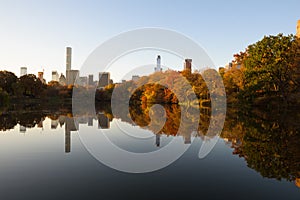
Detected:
left=59, top=73, right=67, bottom=85
left=155, top=55, right=162, bottom=72
left=132, top=75, right=140, bottom=82
left=98, top=72, right=110, bottom=88
left=66, top=47, right=72, bottom=71
left=297, top=20, right=300, bottom=38
left=78, top=76, right=88, bottom=86
left=66, top=70, right=79, bottom=85
left=184, top=59, right=192, bottom=73
left=20, top=67, right=27, bottom=77
left=52, top=71, right=59, bottom=82
left=88, top=74, right=94, bottom=86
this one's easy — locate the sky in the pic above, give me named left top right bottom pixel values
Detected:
left=0, top=0, right=299, bottom=82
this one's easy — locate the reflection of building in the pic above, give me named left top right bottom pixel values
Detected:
left=37, top=119, right=43, bottom=128
left=64, top=117, right=78, bottom=153
left=184, top=59, right=192, bottom=73
left=184, top=134, right=191, bottom=144
left=155, top=55, right=162, bottom=72
left=297, top=20, right=300, bottom=38
left=98, top=72, right=110, bottom=88
left=155, top=134, right=160, bottom=147
left=98, top=113, right=110, bottom=129
left=132, top=75, right=140, bottom=82
left=19, top=125, right=26, bottom=133
left=51, top=119, right=59, bottom=129
left=88, top=117, right=93, bottom=126
left=20, top=67, right=27, bottom=77
left=52, top=71, right=59, bottom=82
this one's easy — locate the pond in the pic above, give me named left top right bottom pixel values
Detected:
left=0, top=104, right=299, bottom=200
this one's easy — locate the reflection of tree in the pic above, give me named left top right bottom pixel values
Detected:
left=222, top=108, right=300, bottom=182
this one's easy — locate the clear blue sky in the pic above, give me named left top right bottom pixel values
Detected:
left=0, top=0, right=299, bottom=81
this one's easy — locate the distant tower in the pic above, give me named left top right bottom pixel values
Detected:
left=66, top=47, right=72, bottom=71
left=88, top=74, right=94, bottom=86
left=184, top=59, right=192, bottom=73
left=297, top=20, right=300, bottom=38
left=52, top=71, right=59, bottom=82
left=155, top=55, right=162, bottom=72
left=98, top=72, right=110, bottom=88
left=20, top=67, right=27, bottom=77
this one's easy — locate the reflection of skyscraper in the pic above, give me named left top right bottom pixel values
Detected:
left=51, top=119, right=59, bottom=129
left=88, top=117, right=93, bottom=126
left=19, top=125, right=26, bottom=133
left=98, top=113, right=110, bottom=129
left=20, top=67, right=27, bottom=77
left=155, top=134, right=161, bottom=147
left=184, top=134, right=191, bottom=144
left=64, top=116, right=78, bottom=153
left=155, top=55, right=162, bottom=72
left=98, top=72, right=110, bottom=88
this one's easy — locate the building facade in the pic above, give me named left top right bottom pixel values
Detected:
left=66, top=70, right=79, bottom=85
left=98, top=72, right=110, bottom=88
left=52, top=71, right=59, bottom=82
left=155, top=55, right=162, bottom=72
left=20, top=67, right=27, bottom=77
left=184, top=59, right=192, bottom=73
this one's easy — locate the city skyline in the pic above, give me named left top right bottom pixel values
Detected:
left=0, top=0, right=299, bottom=82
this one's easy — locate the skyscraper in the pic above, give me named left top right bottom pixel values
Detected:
left=66, top=70, right=79, bottom=85
left=52, top=71, right=59, bottom=82
left=184, top=59, right=192, bottom=73
left=66, top=47, right=72, bottom=71
left=20, top=67, right=27, bottom=77
left=88, top=74, right=94, bottom=86
left=98, top=72, right=110, bottom=88
left=155, top=55, right=162, bottom=72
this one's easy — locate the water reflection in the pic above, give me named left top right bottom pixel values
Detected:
left=0, top=104, right=299, bottom=187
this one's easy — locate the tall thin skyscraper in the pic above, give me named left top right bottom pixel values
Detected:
left=155, top=55, right=162, bottom=72
left=66, top=47, right=72, bottom=71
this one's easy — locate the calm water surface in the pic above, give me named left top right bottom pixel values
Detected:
left=0, top=105, right=299, bottom=200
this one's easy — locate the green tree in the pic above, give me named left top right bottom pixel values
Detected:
left=243, top=34, right=299, bottom=103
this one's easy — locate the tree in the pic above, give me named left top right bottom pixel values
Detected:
left=19, top=74, right=45, bottom=97
left=0, top=71, right=17, bottom=95
left=243, top=34, right=299, bottom=103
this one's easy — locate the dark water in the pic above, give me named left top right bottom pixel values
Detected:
left=0, top=104, right=299, bottom=200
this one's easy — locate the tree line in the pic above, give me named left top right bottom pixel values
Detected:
left=1, top=33, right=300, bottom=107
